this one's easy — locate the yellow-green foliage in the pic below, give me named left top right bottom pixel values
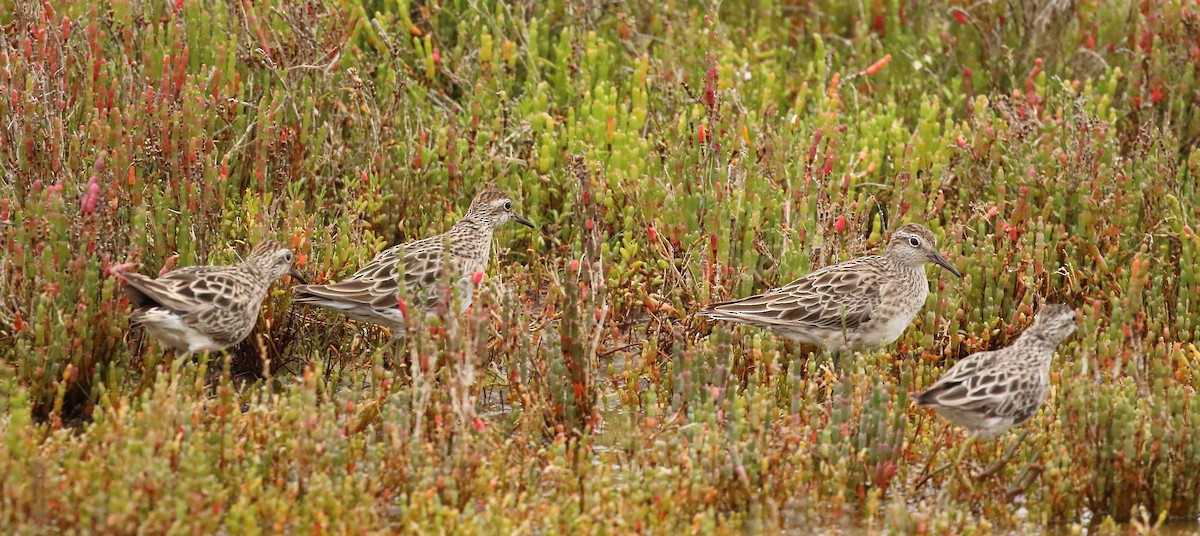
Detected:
left=1, top=0, right=1200, bottom=532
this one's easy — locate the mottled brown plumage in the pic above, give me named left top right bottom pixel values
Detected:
left=292, top=188, right=534, bottom=336
left=917, top=304, right=1077, bottom=439
left=116, top=240, right=304, bottom=356
left=699, top=223, right=961, bottom=350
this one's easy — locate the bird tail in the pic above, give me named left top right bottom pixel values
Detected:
left=696, top=304, right=733, bottom=321
left=291, top=284, right=327, bottom=305
left=292, top=284, right=360, bottom=311
left=696, top=296, right=761, bottom=323
left=914, top=383, right=953, bottom=407
left=113, top=269, right=171, bottom=309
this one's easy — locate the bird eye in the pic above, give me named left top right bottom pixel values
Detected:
left=283, top=252, right=293, bottom=262
left=908, top=237, right=920, bottom=247
left=504, top=201, right=512, bottom=211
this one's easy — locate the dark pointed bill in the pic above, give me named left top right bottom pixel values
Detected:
left=929, top=252, right=962, bottom=278
left=288, top=268, right=308, bottom=285
left=513, top=212, right=535, bottom=229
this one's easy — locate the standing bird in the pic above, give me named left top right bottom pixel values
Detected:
left=916, top=304, right=1078, bottom=439
left=292, top=188, right=535, bottom=337
left=115, top=240, right=305, bottom=357
left=699, top=223, right=962, bottom=350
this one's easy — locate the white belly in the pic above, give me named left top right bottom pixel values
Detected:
left=858, top=277, right=928, bottom=348
left=873, top=309, right=921, bottom=346
left=137, top=308, right=225, bottom=355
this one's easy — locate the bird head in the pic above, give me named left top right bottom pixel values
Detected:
left=886, top=223, right=962, bottom=278
left=465, top=188, right=535, bottom=230
left=246, top=240, right=306, bottom=284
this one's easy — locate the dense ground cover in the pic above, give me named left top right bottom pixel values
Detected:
left=3, top=0, right=1200, bottom=532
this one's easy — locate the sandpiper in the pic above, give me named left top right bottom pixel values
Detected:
left=916, top=304, right=1078, bottom=439
left=699, top=223, right=961, bottom=350
left=115, top=240, right=305, bottom=356
left=292, top=188, right=534, bottom=336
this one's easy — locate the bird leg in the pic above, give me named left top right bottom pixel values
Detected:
left=829, top=343, right=853, bottom=374
left=168, top=349, right=191, bottom=375
left=974, top=429, right=1029, bottom=481
left=950, top=434, right=978, bottom=494
left=1003, top=462, right=1044, bottom=502
left=910, top=421, right=953, bottom=494
left=931, top=433, right=977, bottom=507
left=135, top=346, right=172, bottom=396
left=188, top=350, right=215, bottom=391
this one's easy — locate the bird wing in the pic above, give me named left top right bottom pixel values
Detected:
left=118, top=265, right=227, bottom=314
left=916, top=350, right=1017, bottom=415
left=701, top=256, right=884, bottom=332
left=118, top=265, right=260, bottom=345
left=293, top=235, right=452, bottom=310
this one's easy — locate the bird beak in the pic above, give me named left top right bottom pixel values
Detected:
left=929, top=252, right=962, bottom=278
left=512, top=212, right=535, bottom=229
left=288, top=268, right=307, bottom=285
